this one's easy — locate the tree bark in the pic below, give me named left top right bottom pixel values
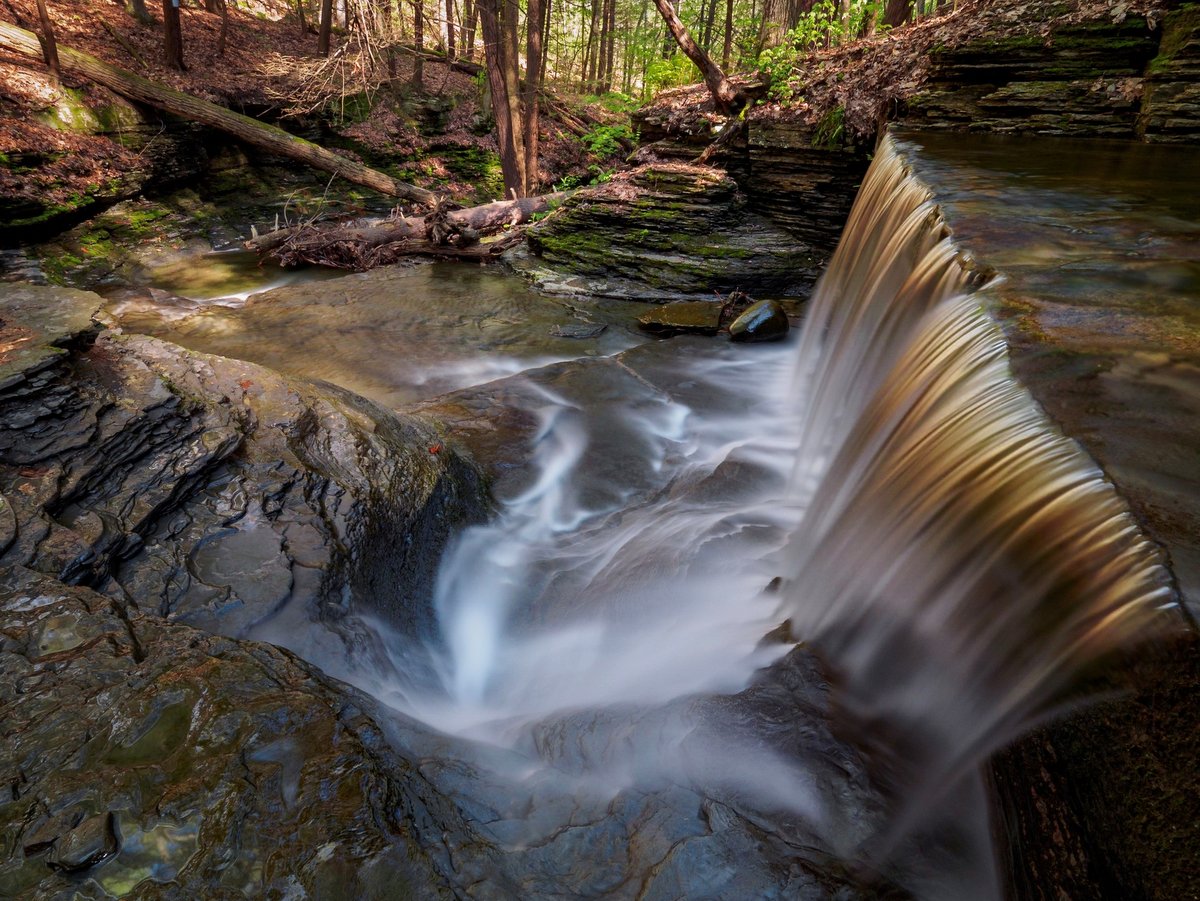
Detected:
left=0, top=21, right=436, bottom=206
left=296, top=0, right=307, bottom=35
left=651, top=0, right=741, bottom=114
left=443, top=0, right=456, bottom=59
left=476, top=0, right=524, bottom=196
left=216, top=0, right=228, bottom=55
left=721, top=0, right=732, bottom=69
left=33, top=0, right=58, bottom=77
left=125, top=0, right=152, bottom=25
left=882, top=0, right=910, bottom=28
left=523, top=0, right=544, bottom=193
left=162, top=0, right=184, bottom=70
left=412, top=0, right=424, bottom=85
left=318, top=0, right=333, bottom=55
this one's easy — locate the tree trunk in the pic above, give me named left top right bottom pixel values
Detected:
left=651, top=0, right=741, bottom=113
left=296, top=0, right=307, bottom=35
left=33, top=0, right=59, bottom=78
left=125, top=0, right=152, bottom=25
left=0, top=21, right=436, bottom=206
left=756, top=0, right=786, bottom=53
left=216, top=0, right=228, bottom=55
left=162, top=0, right=184, bottom=69
left=476, top=0, right=524, bottom=196
left=523, top=0, right=544, bottom=193
left=602, top=0, right=616, bottom=91
left=882, top=0, right=910, bottom=28
left=461, top=0, right=476, bottom=59
left=318, top=0, right=333, bottom=55
left=721, top=0, right=732, bottom=69
left=412, top=0, right=424, bottom=86
left=444, top=0, right=456, bottom=59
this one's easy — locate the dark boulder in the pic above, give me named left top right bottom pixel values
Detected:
left=729, top=299, right=790, bottom=343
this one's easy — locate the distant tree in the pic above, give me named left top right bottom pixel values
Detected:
left=318, top=0, right=333, bottom=55
left=124, top=0, right=153, bottom=24
left=162, top=0, right=184, bottom=69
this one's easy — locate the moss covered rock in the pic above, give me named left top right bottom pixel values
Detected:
left=521, top=163, right=820, bottom=301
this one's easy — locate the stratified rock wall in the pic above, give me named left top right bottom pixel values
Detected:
left=523, top=163, right=821, bottom=300
left=1140, top=4, right=1200, bottom=141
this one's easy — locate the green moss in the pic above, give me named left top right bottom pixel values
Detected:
left=1146, top=4, right=1200, bottom=74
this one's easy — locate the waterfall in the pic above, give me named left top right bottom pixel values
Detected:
left=778, top=134, right=1177, bottom=827
left=307, top=133, right=1183, bottom=900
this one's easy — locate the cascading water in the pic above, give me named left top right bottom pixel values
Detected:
left=778, top=136, right=1175, bottom=822
left=277, top=134, right=1180, bottom=898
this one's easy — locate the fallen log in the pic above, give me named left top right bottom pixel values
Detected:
left=247, top=193, right=565, bottom=268
left=0, top=19, right=435, bottom=206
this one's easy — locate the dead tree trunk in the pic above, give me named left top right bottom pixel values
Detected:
left=162, top=0, right=184, bottom=69
left=0, top=21, right=435, bottom=206
left=245, top=193, right=564, bottom=267
left=651, top=0, right=741, bottom=113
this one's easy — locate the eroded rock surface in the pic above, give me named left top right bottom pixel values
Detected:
left=0, top=285, right=485, bottom=641
left=0, top=567, right=481, bottom=900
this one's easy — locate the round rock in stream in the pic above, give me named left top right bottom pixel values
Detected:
left=729, top=299, right=790, bottom=343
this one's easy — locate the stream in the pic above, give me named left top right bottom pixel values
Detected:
left=9, top=129, right=1194, bottom=898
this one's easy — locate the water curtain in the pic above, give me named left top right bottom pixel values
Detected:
left=780, top=134, right=1176, bottom=821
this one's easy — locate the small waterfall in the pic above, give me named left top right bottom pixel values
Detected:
left=313, top=133, right=1183, bottom=899
left=778, top=135, right=1177, bottom=827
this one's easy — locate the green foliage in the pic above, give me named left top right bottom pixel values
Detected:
left=644, top=54, right=701, bottom=99
left=581, top=122, right=634, bottom=158
left=811, top=104, right=845, bottom=147
left=757, top=0, right=886, bottom=101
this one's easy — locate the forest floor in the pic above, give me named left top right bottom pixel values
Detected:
left=0, top=0, right=626, bottom=226
left=642, top=0, right=1173, bottom=143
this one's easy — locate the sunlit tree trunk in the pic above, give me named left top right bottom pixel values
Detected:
left=477, top=0, right=525, bottom=196
left=523, top=0, right=544, bottom=192
left=444, top=0, right=456, bottom=59
left=33, top=0, right=59, bottom=78
left=651, top=0, right=740, bottom=113
left=721, top=0, right=732, bottom=68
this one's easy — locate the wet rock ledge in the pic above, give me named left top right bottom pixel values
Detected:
left=0, top=285, right=485, bottom=639
left=0, top=284, right=491, bottom=897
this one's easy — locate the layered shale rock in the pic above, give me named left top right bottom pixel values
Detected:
left=903, top=18, right=1159, bottom=137
left=1140, top=4, right=1200, bottom=142
left=520, top=163, right=821, bottom=301
left=0, top=285, right=485, bottom=641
